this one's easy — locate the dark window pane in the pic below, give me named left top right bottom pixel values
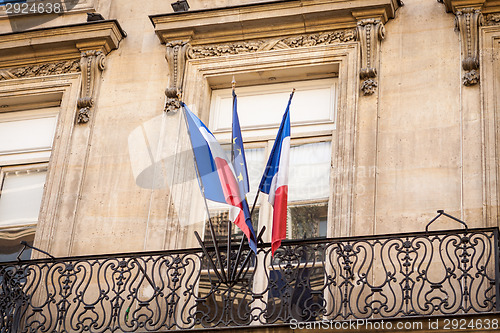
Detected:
left=0, top=232, right=34, bottom=262
left=204, top=208, right=259, bottom=243
left=288, top=202, right=328, bottom=239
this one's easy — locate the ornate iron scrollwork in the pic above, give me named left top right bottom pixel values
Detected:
left=1, top=226, right=498, bottom=331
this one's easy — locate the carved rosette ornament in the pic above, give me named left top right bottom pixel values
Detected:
left=165, top=41, right=190, bottom=114
left=455, top=8, right=483, bottom=86
left=77, top=50, right=106, bottom=124
left=356, top=19, right=385, bottom=95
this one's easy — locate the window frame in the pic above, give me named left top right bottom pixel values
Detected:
left=181, top=43, right=359, bottom=241
left=0, top=106, right=58, bottom=262
left=0, top=73, right=81, bottom=258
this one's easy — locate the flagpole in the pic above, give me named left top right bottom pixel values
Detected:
left=234, top=226, right=265, bottom=282
left=181, top=98, right=227, bottom=282
left=227, top=77, right=236, bottom=278
left=231, top=193, right=260, bottom=280
left=253, top=88, right=295, bottom=258
left=231, top=87, right=293, bottom=277
left=250, top=190, right=261, bottom=217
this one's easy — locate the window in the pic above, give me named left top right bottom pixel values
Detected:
left=0, top=107, right=58, bottom=261
left=203, top=78, right=335, bottom=242
left=197, top=79, right=335, bottom=323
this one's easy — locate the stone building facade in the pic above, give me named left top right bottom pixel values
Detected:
left=1, top=0, right=500, bottom=332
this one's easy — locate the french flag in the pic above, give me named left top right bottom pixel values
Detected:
left=182, top=103, right=256, bottom=252
left=258, top=92, right=293, bottom=255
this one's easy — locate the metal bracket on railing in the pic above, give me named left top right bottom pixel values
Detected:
left=425, top=210, right=469, bottom=233
left=16, top=241, right=55, bottom=262
left=193, top=226, right=265, bottom=284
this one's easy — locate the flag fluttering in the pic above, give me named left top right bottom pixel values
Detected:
left=258, top=91, right=293, bottom=255
left=231, top=90, right=257, bottom=253
left=182, top=103, right=256, bottom=253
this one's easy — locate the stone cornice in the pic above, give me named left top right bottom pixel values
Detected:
left=441, top=0, right=500, bottom=14
left=0, top=20, right=126, bottom=68
left=149, top=0, right=401, bottom=45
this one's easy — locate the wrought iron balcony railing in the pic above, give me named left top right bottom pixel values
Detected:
left=1, top=227, right=499, bottom=332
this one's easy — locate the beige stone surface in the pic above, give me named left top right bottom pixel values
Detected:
left=373, top=0, right=467, bottom=235
left=0, top=0, right=497, bottom=257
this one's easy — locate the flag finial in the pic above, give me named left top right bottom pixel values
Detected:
left=232, top=76, right=236, bottom=91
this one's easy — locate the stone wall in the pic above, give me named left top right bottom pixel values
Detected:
left=0, top=0, right=499, bottom=257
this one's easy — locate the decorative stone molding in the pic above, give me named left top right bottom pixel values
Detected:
left=0, top=21, right=125, bottom=124
left=164, top=41, right=190, bottom=114
left=480, top=24, right=500, bottom=227
left=0, top=59, right=81, bottom=81
left=76, top=50, right=106, bottom=124
left=440, top=0, right=500, bottom=17
left=187, top=30, right=356, bottom=59
left=355, top=19, right=385, bottom=95
left=485, top=13, right=500, bottom=25
left=150, top=0, right=400, bottom=46
left=0, top=21, right=125, bottom=69
left=455, top=8, right=483, bottom=86
left=151, top=2, right=399, bottom=102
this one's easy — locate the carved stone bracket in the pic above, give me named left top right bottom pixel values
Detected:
left=455, top=8, right=483, bottom=86
left=165, top=41, right=190, bottom=114
left=356, top=19, right=385, bottom=95
left=77, top=50, right=106, bottom=124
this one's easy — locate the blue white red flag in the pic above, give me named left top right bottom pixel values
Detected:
left=258, top=92, right=293, bottom=255
left=182, top=103, right=256, bottom=252
left=231, top=90, right=257, bottom=253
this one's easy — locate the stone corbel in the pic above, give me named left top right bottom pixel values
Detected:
left=356, top=19, right=385, bottom=95
left=77, top=50, right=106, bottom=123
left=455, top=8, right=483, bottom=86
left=164, top=40, right=190, bottom=114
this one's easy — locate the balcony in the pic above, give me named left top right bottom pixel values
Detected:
left=1, top=226, right=499, bottom=332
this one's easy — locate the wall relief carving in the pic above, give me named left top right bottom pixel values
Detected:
left=77, top=50, right=106, bottom=124
left=163, top=30, right=355, bottom=112
left=455, top=8, right=483, bottom=86
left=485, top=13, right=500, bottom=25
left=165, top=40, right=189, bottom=114
left=187, top=30, right=356, bottom=59
left=356, top=19, right=385, bottom=95
left=0, top=59, right=80, bottom=80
